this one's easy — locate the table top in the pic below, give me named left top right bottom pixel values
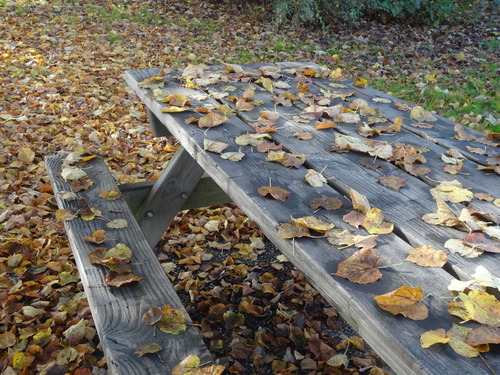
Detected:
left=125, top=62, right=499, bottom=375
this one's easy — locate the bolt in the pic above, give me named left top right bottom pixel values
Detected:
left=146, top=211, right=154, bottom=218
left=181, top=192, right=188, bottom=199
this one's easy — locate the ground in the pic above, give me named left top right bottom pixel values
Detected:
left=0, top=0, right=498, bottom=374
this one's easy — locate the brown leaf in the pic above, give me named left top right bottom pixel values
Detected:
left=462, top=232, right=500, bottom=253
left=70, top=178, right=94, bottom=192
left=309, top=196, right=343, bottom=211
left=315, top=120, right=336, bottom=129
left=294, top=130, right=313, bottom=140
left=105, top=272, right=143, bottom=287
left=343, top=210, right=366, bottom=229
left=277, top=222, right=310, bottom=239
left=374, top=286, right=428, bottom=320
left=99, top=189, right=121, bottom=200
left=83, top=229, right=107, bottom=244
left=198, top=112, right=228, bottom=128
left=334, top=248, right=382, bottom=284
left=405, top=245, right=447, bottom=267
left=135, top=342, right=163, bottom=357
left=465, top=326, right=500, bottom=345
left=410, top=106, right=437, bottom=122
left=257, top=186, right=290, bottom=202
left=220, top=149, right=244, bottom=162
left=377, top=176, right=405, bottom=191
left=349, top=188, right=371, bottom=213
left=141, top=307, right=163, bottom=326
left=291, top=216, right=334, bottom=233
left=157, top=305, right=186, bottom=334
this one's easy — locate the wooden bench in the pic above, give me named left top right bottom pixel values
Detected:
left=45, top=154, right=225, bottom=374
left=47, top=61, right=499, bottom=374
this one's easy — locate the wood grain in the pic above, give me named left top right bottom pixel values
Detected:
left=45, top=154, right=212, bottom=375
left=125, top=66, right=500, bottom=375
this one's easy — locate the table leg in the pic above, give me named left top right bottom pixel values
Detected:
left=134, top=146, right=204, bottom=247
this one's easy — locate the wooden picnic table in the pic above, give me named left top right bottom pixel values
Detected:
left=123, top=62, right=499, bottom=375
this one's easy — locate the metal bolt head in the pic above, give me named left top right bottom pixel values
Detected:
left=146, top=211, right=154, bottom=218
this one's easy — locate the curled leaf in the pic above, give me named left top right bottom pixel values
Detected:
left=374, top=286, right=428, bottom=320
left=334, top=248, right=382, bottom=284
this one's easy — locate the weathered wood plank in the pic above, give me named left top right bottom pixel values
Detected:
left=45, top=154, right=212, bottom=375
left=125, top=67, right=500, bottom=375
left=134, top=147, right=205, bottom=247
left=147, top=108, right=172, bottom=137
left=203, top=78, right=500, bottom=279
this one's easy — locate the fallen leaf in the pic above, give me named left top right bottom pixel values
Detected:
left=291, top=216, right=334, bottom=233
left=447, top=324, right=480, bottom=358
left=309, top=196, right=343, bottom=211
left=349, top=188, right=371, bottom=213
left=302, top=168, right=328, bottom=187
left=277, top=222, right=310, bottom=239
left=257, top=186, right=290, bottom=202
left=374, top=286, right=428, bottom=320
left=444, top=238, right=483, bottom=258
left=172, top=354, right=225, bottom=375
left=294, top=130, right=313, bottom=140
left=410, top=106, right=437, bottom=122
left=99, top=190, right=121, bottom=200
left=362, top=208, right=394, bottom=234
left=83, top=230, right=107, bottom=244
left=342, top=210, right=366, bottom=229
left=61, top=166, right=87, bottom=181
left=334, top=248, right=382, bottom=284
left=315, top=120, right=336, bottom=129
left=18, top=147, right=36, bottom=163
left=377, top=176, right=406, bottom=191
left=70, top=178, right=94, bottom=192
left=105, top=272, right=144, bottom=287
left=405, top=246, right=447, bottom=267
left=157, top=305, right=187, bottom=334
left=465, top=326, right=500, bottom=346
left=135, top=342, right=163, bottom=357
left=422, top=196, right=461, bottom=227
left=462, top=232, right=500, bottom=253
left=139, top=76, right=165, bottom=89
left=204, top=139, right=229, bottom=154
left=107, top=219, right=128, bottom=229
left=107, top=243, right=132, bottom=261
left=333, top=134, right=393, bottom=159
left=431, top=180, right=473, bottom=203
left=198, top=112, right=228, bottom=128
left=448, top=289, right=500, bottom=326
left=220, top=149, right=244, bottom=162
left=353, top=77, right=368, bottom=88
left=420, top=328, right=450, bottom=348
left=235, top=133, right=271, bottom=147
left=141, top=307, right=163, bottom=326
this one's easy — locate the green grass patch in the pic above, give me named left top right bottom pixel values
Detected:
left=88, top=4, right=166, bottom=25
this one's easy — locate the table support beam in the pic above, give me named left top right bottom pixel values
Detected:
left=134, top=147, right=204, bottom=247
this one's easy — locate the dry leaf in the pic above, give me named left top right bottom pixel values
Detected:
left=257, top=186, right=290, bottom=202
left=309, top=196, right=343, bottom=211
left=277, top=222, right=310, bottom=239
left=333, top=134, right=393, bottom=160
left=172, top=354, right=225, bottom=375
left=420, top=329, right=450, bottom=348
left=349, top=188, right=371, bottom=213
left=291, top=216, right=334, bottom=233
left=410, top=106, right=437, bottom=122
left=431, top=180, right=473, bottom=203
left=362, top=208, right=394, bottom=235
left=422, top=196, right=461, bottom=227
left=334, top=248, right=382, bottom=284
left=220, top=149, right=244, bottom=162
left=343, top=210, right=366, bottom=229
left=374, top=286, right=428, bottom=320
left=61, top=166, right=87, bottom=181
left=444, top=238, right=483, bottom=258
left=83, top=230, right=107, bottom=244
left=448, top=289, right=500, bottom=326
left=141, top=307, right=163, bottom=326
left=105, top=272, right=143, bottom=287
left=204, top=139, right=229, bottom=154
left=462, top=232, right=500, bottom=253
left=294, top=130, right=313, bottom=140
left=135, top=342, right=163, bottom=357
left=157, top=305, right=187, bottom=334
left=305, top=169, right=327, bottom=187
left=465, top=326, right=500, bottom=345
left=198, top=112, right=228, bottom=128
left=447, top=324, right=480, bottom=358
left=107, top=219, right=128, bottom=229
left=99, top=190, right=121, bottom=200
left=315, top=120, right=336, bottom=129
left=377, top=176, right=405, bottom=191
left=405, top=246, right=447, bottom=267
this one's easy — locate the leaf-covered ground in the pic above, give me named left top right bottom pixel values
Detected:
left=0, top=0, right=498, bottom=373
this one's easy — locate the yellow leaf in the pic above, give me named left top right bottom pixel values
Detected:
left=135, top=342, right=163, bottom=357
left=405, top=246, right=447, bottom=267
left=256, top=77, right=273, bottom=93
left=157, top=305, right=186, bottom=334
left=362, top=208, right=394, bottom=235
left=291, top=216, right=334, bottom=233
left=353, top=77, right=368, bottom=88
left=447, top=324, right=480, bottom=358
left=374, top=286, right=428, bottom=320
left=420, top=328, right=450, bottom=348
left=13, top=352, right=27, bottom=371
left=448, top=289, right=500, bottom=326
left=410, top=106, right=437, bottom=122
left=198, top=112, right=228, bottom=128
left=107, top=243, right=132, bottom=260
left=18, top=147, right=36, bottom=163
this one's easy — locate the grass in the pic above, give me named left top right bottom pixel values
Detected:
left=88, top=4, right=167, bottom=25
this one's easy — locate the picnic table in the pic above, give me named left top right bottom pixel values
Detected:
left=47, top=62, right=499, bottom=374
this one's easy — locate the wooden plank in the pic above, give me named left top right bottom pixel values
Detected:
left=203, top=78, right=500, bottom=280
left=45, top=154, right=212, bottom=375
left=125, top=68, right=500, bottom=375
left=134, top=147, right=205, bottom=247
left=119, top=175, right=231, bottom=214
